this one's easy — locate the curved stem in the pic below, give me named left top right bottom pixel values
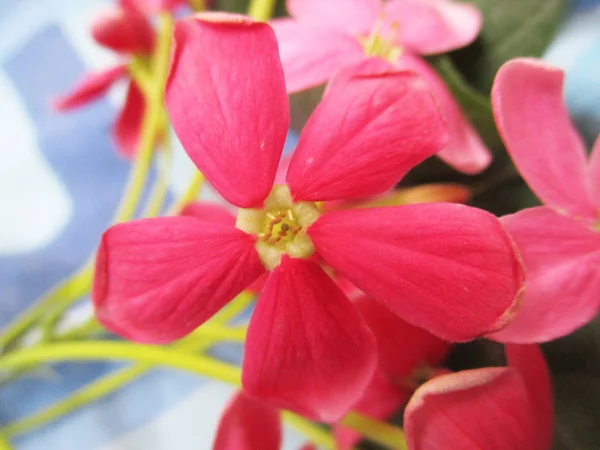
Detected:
left=247, top=0, right=277, bottom=21
left=2, top=292, right=253, bottom=438
left=281, top=412, right=336, bottom=450
left=0, top=433, right=13, bottom=450
left=340, top=412, right=408, bottom=450
left=0, top=342, right=242, bottom=386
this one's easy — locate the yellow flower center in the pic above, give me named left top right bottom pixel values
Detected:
left=236, top=185, right=320, bottom=270
left=358, top=17, right=402, bottom=63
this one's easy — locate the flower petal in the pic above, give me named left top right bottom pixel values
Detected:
left=385, top=0, right=482, bottom=54
left=166, top=14, right=289, bottom=208
left=120, top=0, right=187, bottom=14
left=180, top=201, right=236, bottom=226
left=589, top=135, right=600, bottom=209
left=334, top=370, right=411, bottom=450
left=492, top=58, right=596, bottom=219
left=308, top=204, right=524, bottom=342
left=505, top=345, right=553, bottom=449
left=242, top=257, right=377, bottom=422
left=286, top=0, right=380, bottom=35
left=92, top=7, right=155, bottom=55
left=287, top=62, right=448, bottom=202
left=113, top=81, right=145, bottom=159
left=404, top=367, right=538, bottom=450
left=396, top=54, right=491, bottom=174
left=53, top=65, right=128, bottom=111
left=93, top=217, right=264, bottom=344
left=213, top=392, right=281, bottom=450
left=354, top=295, right=450, bottom=379
left=270, top=19, right=365, bottom=93
left=491, top=207, right=600, bottom=343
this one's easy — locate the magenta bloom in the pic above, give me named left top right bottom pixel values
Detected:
left=405, top=344, right=553, bottom=450
left=93, top=14, right=523, bottom=420
left=489, top=58, right=600, bottom=343
left=54, top=1, right=156, bottom=158
left=271, top=0, right=491, bottom=174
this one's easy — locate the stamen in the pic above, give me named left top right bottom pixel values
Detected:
left=287, top=210, right=294, bottom=221
left=270, top=216, right=283, bottom=225
left=266, top=212, right=277, bottom=220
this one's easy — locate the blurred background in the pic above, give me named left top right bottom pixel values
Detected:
left=0, top=0, right=599, bottom=448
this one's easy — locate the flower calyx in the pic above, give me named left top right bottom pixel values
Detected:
left=236, top=185, right=320, bottom=270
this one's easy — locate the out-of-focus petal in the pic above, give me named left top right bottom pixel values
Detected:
left=93, top=217, right=265, bottom=344
left=113, top=81, right=145, bottom=159
left=121, top=0, right=187, bottom=14
left=505, top=345, right=553, bottom=449
left=213, top=391, right=281, bottom=450
left=180, top=201, right=236, bottom=226
left=492, top=58, right=596, bottom=219
left=396, top=54, right=491, bottom=174
left=385, top=0, right=482, bottom=54
left=355, top=296, right=450, bottom=378
left=166, top=14, right=289, bottom=208
left=334, top=370, right=411, bottom=450
left=309, top=204, right=524, bottom=342
left=53, top=65, right=128, bottom=111
left=242, top=257, right=377, bottom=422
left=286, top=0, right=380, bottom=35
left=92, top=7, right=155, bottom=55
left=404, top=367, right=538, bottom=450
left=287, top=61, right=447, bottom=202
left=589, top=135, right=600, bottom=210
left=270, top=19, right=364, bottom=93
left=491, top=207, right=600, bottom=342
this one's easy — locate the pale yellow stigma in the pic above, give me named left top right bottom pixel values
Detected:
left=236, top=185, right=320, bottom=270
left=358, top=16, right=402, bottom=63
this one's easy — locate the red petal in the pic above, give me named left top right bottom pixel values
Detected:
left=395, top=54, right=491, bottom=174
left=505, top=345, right=553, bottom=449
left=589, top=135, right=600, bottom=210
left=286, top=0, right=380, bottom=35
left=334, top=370, right=411, bottom=450
left=491, top=207, right=600, bottom=342
left=180, top=201, right=236, bottom=226
left=213, top=392, right=281, bottom=450
left=308, top=204, right=524, bottom=342
left=93, top=217, right=265, bottom=344
left=404, top=367, right=539, bottom=450
left=270, top=19, right=365, bottom=93
left=113, top=81, right=145, bottom=159
left=120, top=0, right=186, bottom=14
left=242, top=257, right=377, bottom=422
left=53, top=65, right=127, bottom=111
left=384, top=0, right=482, bottom=54
left=166, top=14, right=289, bottom=208
left=354, top=295, right=450, bottom=379
left=287, top=60, right=447, bottom=202
left=492, top=58, right=596, bottom=220
left=92, top=7, right=155, bottom=55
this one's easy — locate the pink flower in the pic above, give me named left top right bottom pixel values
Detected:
left=405, top=344, right=553, bottom=450
left=334, top=295, right=451, bottom=450
left=488, top=58, right=600, bottom=343
left=53, top=1, right=156, bottom=158
left=213, top=391, right=316, bottom=450
left=271, top=0, right=491, bottom=174
left=93, top=14, right=523, bottom=420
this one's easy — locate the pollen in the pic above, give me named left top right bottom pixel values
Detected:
left=358, top=17, right=402, bottom=63
left=235, top=184, right=321, bottom=270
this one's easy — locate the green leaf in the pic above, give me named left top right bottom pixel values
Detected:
left=430, top=55, right=502, bottom=150
left=452, top=0, right=567, bottom=93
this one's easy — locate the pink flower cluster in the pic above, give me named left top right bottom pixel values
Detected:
left=86, top=0, right=600, bottom=448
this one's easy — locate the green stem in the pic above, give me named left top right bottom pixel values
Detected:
left=0, top=433, right=13, bottom=450
left=0, top=15, right=175, bottom=351
left=0, top=264, right=93, bottom=353
left=281, top=412, right=336, bottom=449
left=247, top=0, right=277, bottom=21
left=340, top=412, right=408, bottom=450
left=0, top=342, right=242, bottom=385
left=1, top=292, right=254, bottom=437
